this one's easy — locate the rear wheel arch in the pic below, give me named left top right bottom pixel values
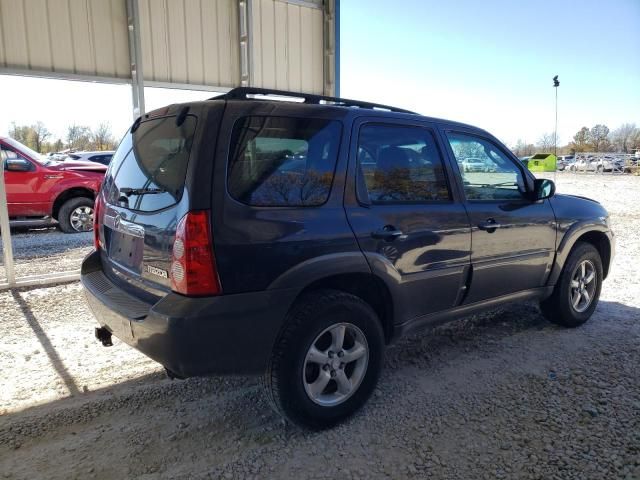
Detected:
left=294, top=273, right=395, bottom=344
left=52, top=187, right=96, bottom=220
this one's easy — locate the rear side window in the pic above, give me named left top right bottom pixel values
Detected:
left=228, top=116, right=341, bottom=207
left=105, top=115, right=197, bottom=212
left=357, top=124, right=451, bottom=203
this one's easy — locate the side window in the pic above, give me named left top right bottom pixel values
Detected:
left=446, top=132, right=525, bottom=201
left=228, top=116, right=342, bottom=207
left=357, top=124, right=450, bottom=203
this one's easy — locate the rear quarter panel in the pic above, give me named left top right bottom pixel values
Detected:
left=210, top=101, right=365, bottom=294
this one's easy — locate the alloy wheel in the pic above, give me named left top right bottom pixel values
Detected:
left=69, top=206, right=94, bottom=232
left=569, top=260, right=597, bottom=313
left=303, top=323, right=369, bottom=407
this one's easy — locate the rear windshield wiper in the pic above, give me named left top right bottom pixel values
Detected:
left=119, top=187, right=166, bottom=197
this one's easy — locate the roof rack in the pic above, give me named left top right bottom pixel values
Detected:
left=212, top=87, right=417, bottom=114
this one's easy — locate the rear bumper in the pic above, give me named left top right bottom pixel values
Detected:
left=81, top=250, right=297, bottom=377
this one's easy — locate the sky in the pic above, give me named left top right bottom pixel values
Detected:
left=0, top=0, right=639, bottom=148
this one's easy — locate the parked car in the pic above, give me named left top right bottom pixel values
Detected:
left=1, top=136, right=107, bottom=232
left=557, top=155, right=574, bottom=171
left=461, top=157, right=494, bottom=172
left=66, top=151, right=115, bottom=166
left=570, top=156, right=622, bottom=173
left=569, top=158, right=593, bottom=171
left=82, top=88, right=615, bottom=429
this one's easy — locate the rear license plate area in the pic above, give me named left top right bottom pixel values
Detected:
left=107, top=228, right=144, bottom=273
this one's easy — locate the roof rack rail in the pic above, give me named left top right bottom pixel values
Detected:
left=212, top=87, right=417, bottom=114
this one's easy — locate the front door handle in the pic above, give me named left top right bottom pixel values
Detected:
left=477, top=218, right=502, bottom=233
left=371, top=225, right=404, bottom=241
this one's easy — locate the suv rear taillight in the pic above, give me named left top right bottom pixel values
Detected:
left=170, top=210, right=222, bottom=296
left=93, top=193, right=104, bottom=250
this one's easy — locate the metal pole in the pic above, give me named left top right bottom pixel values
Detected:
left=0, top=156, right=16, bottom=286
left=126, top=0, right=145, bottom=119
left=238, top=0, right=252, bottom=87
left=554, top=85, right=558, bottom=157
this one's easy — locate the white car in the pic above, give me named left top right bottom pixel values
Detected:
left=66, top=151, right=114, bottom=166
left=461, top=157, right=494, bottom=172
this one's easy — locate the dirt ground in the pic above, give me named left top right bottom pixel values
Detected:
left=1, top=172, right=639, bottom=479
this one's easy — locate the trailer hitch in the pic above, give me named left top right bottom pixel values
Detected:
left=95, top=327, right=113, bottom=347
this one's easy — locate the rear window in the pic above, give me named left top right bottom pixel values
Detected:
left=228, top=116, right=341, bottom=206
left=104, top=115, right=197, bottom=212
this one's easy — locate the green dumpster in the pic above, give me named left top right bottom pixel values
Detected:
left=526, top=153, right=557, bottom=172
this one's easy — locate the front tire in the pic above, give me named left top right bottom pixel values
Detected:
left=540, top=242, right=603, bottom=327
left=263, top=290, right=385, bottom=429
left=58, top=197, right=94, bottom=233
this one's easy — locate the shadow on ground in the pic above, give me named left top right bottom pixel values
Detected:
left=1, top=299, right=637, bottom=447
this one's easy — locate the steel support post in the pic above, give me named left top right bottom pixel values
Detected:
left=126, top=0, right=145, bottom=119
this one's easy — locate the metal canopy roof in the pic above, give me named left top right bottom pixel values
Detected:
left=0, top=0, right=338, bottom=113
left=0, top=0, right=338, bottom=289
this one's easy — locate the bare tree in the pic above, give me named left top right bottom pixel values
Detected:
left=610, top=123, right=638, bottom=153
left=8, top=123, right=32, bottom=146
left=589, top=124, right=610, bottom=152
left=91, top=122, right=116, bottom=150
left=31, top=122, right=51, bottom=153
left=536, top=133, right=555, bottom=152
left=512, top=139, right=535, bottom=157
left=52, top=139, right=64, bottom=152
left=66, top=124, right=92, bottom=150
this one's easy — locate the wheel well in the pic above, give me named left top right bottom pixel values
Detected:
left=298, top=273, right=395, bottom=343
left=52, top=188, right=95, bottom=220
left=575, top=231, right=612, bottom=278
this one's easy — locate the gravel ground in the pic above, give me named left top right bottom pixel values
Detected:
left=0, top=228, right=92, bottom=279
left=1, top=172, right=639, bottom=480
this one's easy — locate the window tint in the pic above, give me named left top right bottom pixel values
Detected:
left=89, top=154, right=112, bottom=165
left=228, top=116, right=341, bottom=206
left=105, top=115, right=197, bottom=212
left=447, top=133, right=525, bottom=201
left=357, top=124, right=450, bottom=203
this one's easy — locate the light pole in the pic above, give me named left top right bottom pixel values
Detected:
left=553, top=75, right=560, bottom=157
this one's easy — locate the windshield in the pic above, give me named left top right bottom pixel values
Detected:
left=3, top=137, right=51, bottom=165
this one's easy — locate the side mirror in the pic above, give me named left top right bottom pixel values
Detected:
left=533, top=178, right=555, bottom=200
left=5, top=158, right=33, bottom=172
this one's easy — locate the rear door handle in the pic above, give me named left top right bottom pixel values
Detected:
left=478, top=218, right=502, bottom=233
left=371, top=225, right=405, bottom=241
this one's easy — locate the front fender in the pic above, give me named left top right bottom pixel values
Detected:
left=547, top=219, right=614, bottom=286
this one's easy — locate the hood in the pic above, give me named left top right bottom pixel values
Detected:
left=555, top=193, right=600, bottom=205
left=48, top=161, right=107, bottom=172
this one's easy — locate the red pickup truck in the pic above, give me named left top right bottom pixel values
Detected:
left=1, top=136, right=106, bottom=233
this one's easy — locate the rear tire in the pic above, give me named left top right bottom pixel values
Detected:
left=540, top=242, right=603, bottom=327
left=263, top=289, right=385, bottom=429
left=58, top=197, right=94, bottom=233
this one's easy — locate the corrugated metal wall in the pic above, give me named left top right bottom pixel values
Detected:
left=137, top=0, right=239, bottom=87
left=250, top=0, right=324, bottom=94
left=0, top=0, right=130, bottom=79
left=0, top=0, right=333, bottom=93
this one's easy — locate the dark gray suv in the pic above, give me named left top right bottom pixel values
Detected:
left=82, top=88, right=614, bottom=428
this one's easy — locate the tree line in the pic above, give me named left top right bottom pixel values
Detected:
left=8, top=121, right=118, bottom=154
left=512, top=123, right=640, bottom=157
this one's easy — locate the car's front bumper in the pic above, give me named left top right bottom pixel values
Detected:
left=81, top=250, right=297, bottom=377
